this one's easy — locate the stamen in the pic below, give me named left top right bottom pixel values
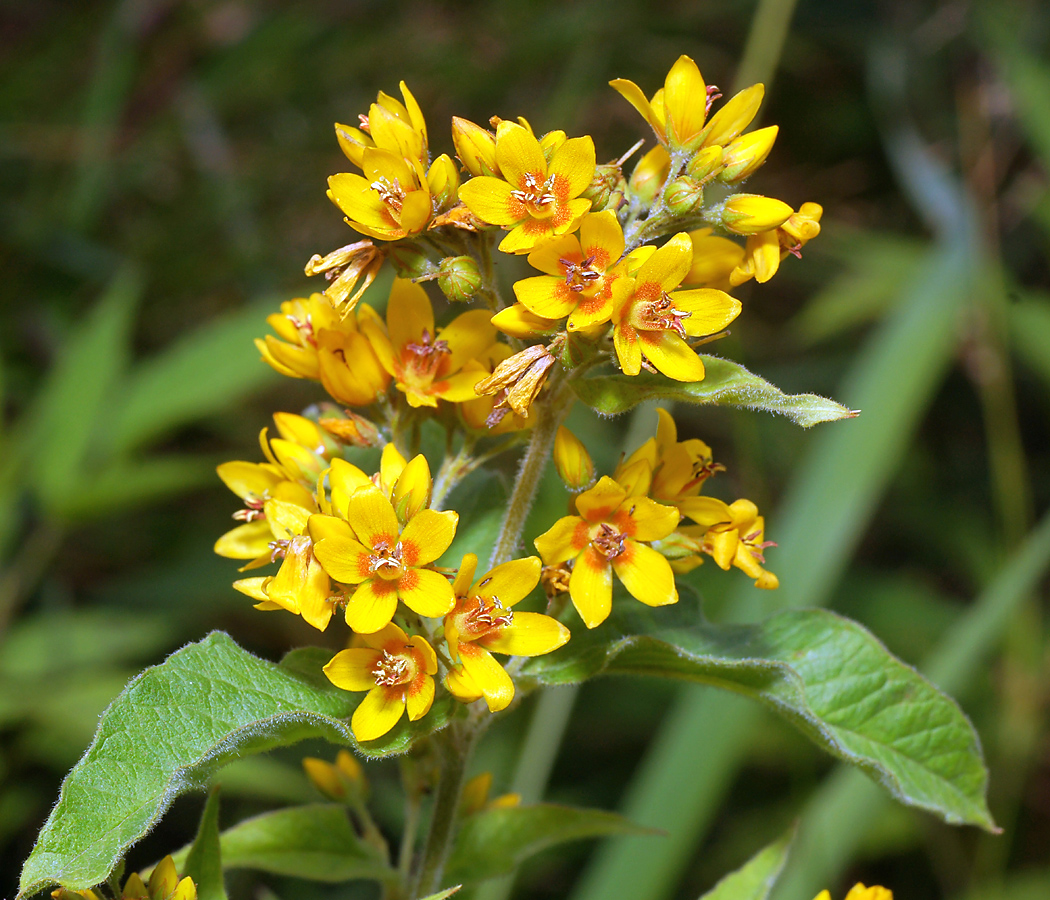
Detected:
left=372, top=649, right=410, bottom=686
left=592, top=523, right=627, bottom=560
left=560, top=255, right=603, bottom=293
left=705, top=84, right=723, bottom=115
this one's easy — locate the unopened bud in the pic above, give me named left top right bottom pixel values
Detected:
left=451, top=116, right=499, bottom=177
left=687, top=145, right=724, bottom=183
left=554, top=426, right=595, bottom=491
left=685, top=229, right=746, bottom=286
left=629, top=145, right=671, bottom=205
left=663, top=175, right=704, bottom=215
left=719, top=126, right=778, bottom=184
left=490, top=303, right=560, bottom=339
left=437, top=256, right=482, bottom=302
left=719, top=194, right=793, bottom=235
left=461, top=771, right=493, bottom=815
left=581, top=163, right=624, bottom=212
left=389, top=244, right=437, bottom=280
left=426, top=153, right=460, bottom=210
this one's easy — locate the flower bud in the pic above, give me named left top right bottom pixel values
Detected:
left=629, top=145, right=671, bottom=205
left=389, top=244, right=437, bottom=280
left=581, top=163, right=625, bottom=212
left=685, top=229, right=746, bottom=287
left=663, top=175, right=704, bottom=215
left=699, top=83, right=764, bottom=147
left=554, top=426, right=595, bottom=491
left=303, top=749, right=367, bottom=803
left=687, top=145, right=724, bottom=183
left=719, top=125, right=778, bottom=184
left=719, top=194, right=793, bottom=235
left=437, top=255, right=482, bottom=302
left=426, top=153, right=460, bottom=210
left=490, top=303, right=560, bottom=339
left=451, top=116, right=499, bottom=177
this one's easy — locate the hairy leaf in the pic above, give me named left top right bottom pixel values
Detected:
left=18, top=633, right=448, bottom=897
left=522, top=608, right=993, bottom=830
left=444, top=803, right=655, bottom=885
left=570, top=356, right=856, bottom=426
left=172, top=804, right=393, bottom=884
left=699, top=828, right=794, bottom=900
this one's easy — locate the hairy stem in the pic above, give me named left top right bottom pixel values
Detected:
left=488, top=376, right=575, bottom=567
left=413, top=721, right=480, bottom=896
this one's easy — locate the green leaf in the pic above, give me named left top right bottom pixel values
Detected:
left=444, top=803, right=656, bottom=886
left=183, top=790, right=227, bottom=900
left=570, top=356, right=857, bottom=426
left=698, top=828, right=794, bottom=900
left=418, top=889, right=462, bottom=900
left=1009, top=293, right=1050, bottom=392
left=18, top=633, right=449, bottom=898
left=106, top=302, right=281, bottom=454
left=523, top=608, right=994, bottom=831
left=172, top=804, right=393, bottom=884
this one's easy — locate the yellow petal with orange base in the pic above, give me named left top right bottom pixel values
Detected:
left=459, top=642, right=515, bottom=712
left=569, top=545, right=613, bottom=628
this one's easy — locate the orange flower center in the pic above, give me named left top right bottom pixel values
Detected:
left=372, top=649, right=413, bottom=686
left=512, top=171, right=558, bottom=218
left=561, top=254, right=603, bottom=294
left=462, top=595, right=513, bottom=639
left=631, top=290, right=690, bottom=337
left=404, top=329, right=451, bottom=380
left=369, top=540, right=406, bottom=580
left=370, top=176, right=407, bottom=215
left=592, top=523, right=627, bottom=560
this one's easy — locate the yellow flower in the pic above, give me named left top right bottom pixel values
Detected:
left=363, top=278, right=496, bottom=409
left=512, top=211, right=627, bottom=330
left=814, top=885, right=892, bottom=900
left=316, top=303, right=392, bottom=407
left=534, top=475, right=680, bottom=628
left=443, top=553, right=570, bottom=711
left=611, top=55, right=712, bottom=151
left=682, top=497, right=778, bottom=589
left=730, top=202, right=823, bottom=286
left=611, top=233, right=741, bottom=382
left=309, top=454, right=458, bottom=633
left=324, top=622, right=438, bottom=742
left=458, top=121, right=595, bottom=254
left=328, top=147, right=435, bottom=241
left=616, top=409, right=723, bottom=512
left=335, top=81, right=429, bottom=171
left=684, top=228, right=747, bottom=290
left=256, top=293, right=339, bottom=381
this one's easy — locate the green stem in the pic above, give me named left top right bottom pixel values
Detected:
left=398, top=759, right=424, bottom=882
left=487, top=376, right=574, bottom=568
left=413, top=722, right=480, bottom=896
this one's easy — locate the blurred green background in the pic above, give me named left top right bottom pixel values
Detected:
left=1, top=0, right=1048, bottom=898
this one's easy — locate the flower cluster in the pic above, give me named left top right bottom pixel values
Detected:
left=216, top=55, right=804, bottom=741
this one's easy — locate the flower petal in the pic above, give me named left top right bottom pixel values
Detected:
left=638, top=330, right=706, bottom=382
left=398, top=566, right=455, bottom=617
left=609, top=77, right=662, bottom=139
left=346, top=486, right=401, bottom=549
left=672, top=288, right=743, bottom=336
left=700, top=83, right=764, bottom=147
left=345, top=579, right=400, bottom=633
left=534, top=515, right=589, bottom=564
left=482, top=611, right=570, bottom=656
left=527, top=234, right=581, bottom=277
left=513, top=274, right=576, bottom=319
left=392, top=454, right=432, bottom=523
left=405, top=672, right=435, bottom=721
left=440, top=308, right=498, bottom=370
left=387, top=278, right=434, bottom=358
left=613, top=539, right=678, bottom=607
left=548, top=135, right=596, bottom=199
left=459, top=642, right=515, bottom=712
left=569, top=545, right=613, bottom=628
left=637, top=232, right=693, bottom=291
left=472, top=556, right=542, bottom=608
left=400, top=509, right=458, bottom=566
left=458, top=176, right=522, bottom=226
left=351, top=686, right=405, bottom=741
left=324, top=648, right=382, bottom=692
left=328, top=460, right=372, bottom=520
left=495, top=121, right=547, bottom=189
left=214, top=520, right=272, bottom=559
left=579, top=210, right=626, bottom=265
left=309, top=516, right=374, bottom=584
left=627, top=496, right=681, bottom=541
left=663, top=55, right=707, bottom=147
left=575, top=475, right=628, bottom=522
left=613, top=322, right=642, bottom=376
